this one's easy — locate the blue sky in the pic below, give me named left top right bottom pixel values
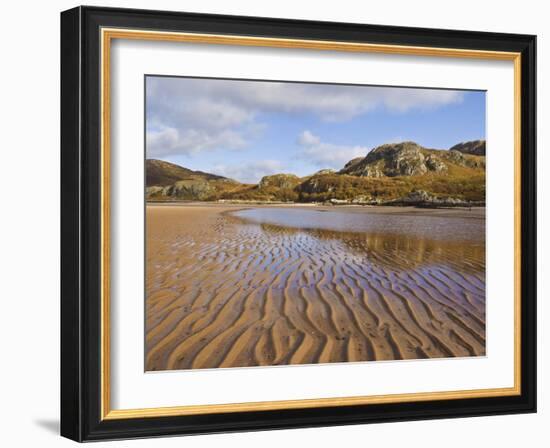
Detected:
left=146, top=76, right=485, bottom=184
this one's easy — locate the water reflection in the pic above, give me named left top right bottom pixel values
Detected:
left=232, top=207, right=485, bottom=242
left=230, top=208, right=485, bottom=273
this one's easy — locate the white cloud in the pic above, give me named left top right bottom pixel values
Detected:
left=297, top=130, right=321, bottom=146
left=146, top=77, right=465, bottom=157
left=211, top=160, right=286, bottom=184
left=146, top=126, right=247, bottom=156
left=296, top=130, right=368, bottom=170
left=221, top=82, right=463, bottom=121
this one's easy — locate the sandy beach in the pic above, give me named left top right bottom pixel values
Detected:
left=145, top=203, right=486, bottom=371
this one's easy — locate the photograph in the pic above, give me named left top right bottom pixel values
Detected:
left=57, top=5, right=537, bottom=442
left=144, top=76, right=487, bottom=371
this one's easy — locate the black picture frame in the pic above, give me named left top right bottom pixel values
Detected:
left=61, top=5, right=536, bottom=442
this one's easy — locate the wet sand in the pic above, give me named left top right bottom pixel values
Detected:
left=146, top=203, right=486, bottom=371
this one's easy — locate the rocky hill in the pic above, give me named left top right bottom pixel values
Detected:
left=339, top=141, right=485, bottom=177
left=146, top=159, right=240, bottom=201
left=146, top=139, right=486, bottom=206
left=146, top=159, right=229, bottom=186
left=258, top=173, right=302, bottom=190
left=449, top=140, right=486, bottom=156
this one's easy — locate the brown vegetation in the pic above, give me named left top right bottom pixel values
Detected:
left=146, top=140, right=486, bottom=205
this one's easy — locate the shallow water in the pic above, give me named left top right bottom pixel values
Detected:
left=231, top=207, right=485, bottom=243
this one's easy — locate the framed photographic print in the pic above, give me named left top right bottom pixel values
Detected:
left=60, top=6, right=536, bottom=442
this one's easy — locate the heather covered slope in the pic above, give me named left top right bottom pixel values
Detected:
left=146, top=140, right=486, bottom=205
left=450, top=140, right=486, bottom=156
left=146, top=159, right=230, bottom=186
left=145, top=159, right=243, bottom=201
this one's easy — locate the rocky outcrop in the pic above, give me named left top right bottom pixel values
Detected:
left=146, top=179, right=215, bottom=200
left=388, top=190, right=484, bottom=208
left=341, top=157, right=364, bottom=172
left=313, top=169, right=336, bottom=176
left=425, top=154, right=448, bottom=173
left=441, top=149, right=466, bottom=164
left=450, top=140, right=486, bottom=156
left=165, top=179, right=212, bottom=200
left=440, top=149, right=485, bottom=169
left=339, top=141, right=447, bottom=177
left=298, top=175, right=336, bottom=195
left=146, top=185, right=170, bottom=199
left=258, top=173, right=301, bottom=190
left=339, top=140, right=486, bottom=178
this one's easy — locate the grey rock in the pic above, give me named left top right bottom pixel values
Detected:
left=258, top=174, right=301, bottom=190
left=449, top=140, right=486, bottom=156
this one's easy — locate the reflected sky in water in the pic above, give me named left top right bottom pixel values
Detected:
left=231, top=207, right=485, bottom=243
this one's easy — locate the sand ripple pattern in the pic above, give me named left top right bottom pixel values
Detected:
left=146, top=205, right=486, bottom=371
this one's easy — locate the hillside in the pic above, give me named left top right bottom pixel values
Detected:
left=146, top=140, right=486, bottom=206
left=146, top=159, right=229, bottom=186
left=339, top=141, right=485, bottom=177
left=450, top=140, right=486, bottom=156
left=145, top=159, right=242, bottom=201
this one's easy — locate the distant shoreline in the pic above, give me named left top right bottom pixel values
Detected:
left=145, top=198, right=485, bottom=209
left=146, top=201, right=485, bottom=220
left=146, top=199, right=485, bottom=208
